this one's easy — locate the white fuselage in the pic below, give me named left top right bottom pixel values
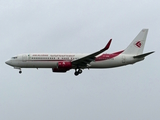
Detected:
left=6, top=53, right=143, bottom=69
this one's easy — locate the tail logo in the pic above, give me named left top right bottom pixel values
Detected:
left=135, top=41, right=142, bottom=48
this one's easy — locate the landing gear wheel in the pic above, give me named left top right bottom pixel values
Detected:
left=19, top=71, right=22, bottom=74
left=78, top=69, right=82, bottom=74
left=74, top=69, right=83, bottom=76
left=74, top=71, right=79, bottom=76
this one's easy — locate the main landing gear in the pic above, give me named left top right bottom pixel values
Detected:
left=74, top=69, right=82, bottom=76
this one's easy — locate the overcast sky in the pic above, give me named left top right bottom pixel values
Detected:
left=0, top=0, right=160, bottom=120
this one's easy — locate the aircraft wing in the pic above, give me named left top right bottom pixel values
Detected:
left=72, top=39, right=112, bottom=68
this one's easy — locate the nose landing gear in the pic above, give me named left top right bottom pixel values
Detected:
left=74, top=69, right=82, bottom=76
left=18, top=68, right=22, bottom=74
left=14, top=67, right=22, bottom=74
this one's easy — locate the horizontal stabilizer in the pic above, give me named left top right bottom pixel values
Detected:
left=133, top=51, right=154, bottom=58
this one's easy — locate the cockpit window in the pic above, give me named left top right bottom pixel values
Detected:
left=12, top=56, right=18, bottom=59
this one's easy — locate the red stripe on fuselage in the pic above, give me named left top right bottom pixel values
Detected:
left=95, top=50, right=124, bottom=61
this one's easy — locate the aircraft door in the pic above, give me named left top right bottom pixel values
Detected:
left=22, top=55, right=27, bottom=62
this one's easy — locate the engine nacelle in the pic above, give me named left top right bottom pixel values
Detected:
left=57, top=61, right=72, bottom=69
left=52, top=61, right=72, bottom=73
left=52, top=68, right=68, bottom=72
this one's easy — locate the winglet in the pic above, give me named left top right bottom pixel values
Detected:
left=104, top=39, right=112, bottom=50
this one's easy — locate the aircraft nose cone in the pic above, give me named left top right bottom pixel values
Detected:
left=5, top=60, right=12, bottom=66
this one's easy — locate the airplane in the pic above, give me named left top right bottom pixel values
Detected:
left=5, top=29, right=154, bottom=76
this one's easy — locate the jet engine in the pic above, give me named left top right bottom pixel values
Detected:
left=52, top=61, right=72, bottom=72
left=57, top=61, right=72, bottom=69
